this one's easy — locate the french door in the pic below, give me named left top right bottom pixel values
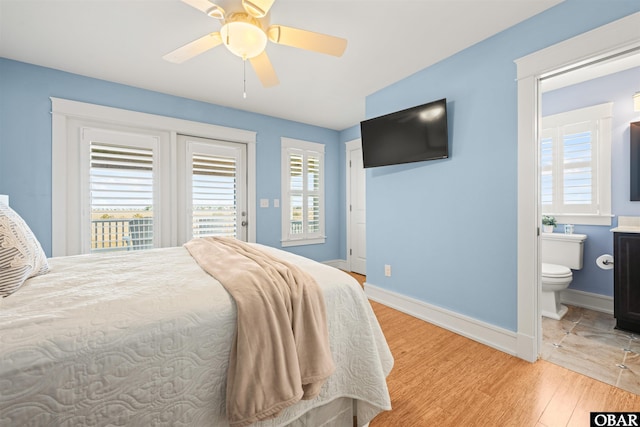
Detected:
left=178, top=135, right=248, bottom=243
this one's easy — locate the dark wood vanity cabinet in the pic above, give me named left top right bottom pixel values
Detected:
left=614, top=232, right=640, bottom=333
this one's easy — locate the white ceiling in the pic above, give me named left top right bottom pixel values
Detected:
left=0, top=0, right=564, bottom=130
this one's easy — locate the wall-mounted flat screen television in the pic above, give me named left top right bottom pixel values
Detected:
left=360, top=98, right=449, bottom=168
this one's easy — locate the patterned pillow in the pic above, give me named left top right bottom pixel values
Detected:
left=0, top=202, right=49, bottom=297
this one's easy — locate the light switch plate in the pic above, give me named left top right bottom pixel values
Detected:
left=260, top=198, right=269, bottom=208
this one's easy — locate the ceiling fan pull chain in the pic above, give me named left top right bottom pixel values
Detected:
left=243, top=57, right=247, bottom=99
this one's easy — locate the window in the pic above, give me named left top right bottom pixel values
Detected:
left=89, top=140, right=155, bottom=252
left=178, top=135, right=247, bottom=243
left=82, top=128, right=160, bottom=254
left=281, top=137, right=325, bottom=247
left=540, top=102, right=612, bottom=226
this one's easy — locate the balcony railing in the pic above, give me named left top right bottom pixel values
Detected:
left=91, top=218, right=153, bottom=253
left=290, top=220, right=303, bottom=234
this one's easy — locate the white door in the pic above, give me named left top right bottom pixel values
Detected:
left=347, top=139, right=366, bottom=274
left=177, top=135, right=248, bottom=243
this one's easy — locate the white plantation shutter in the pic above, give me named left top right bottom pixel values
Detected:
left=307, top=155, right=321, bottom=233
left=84, top=129, right=159, bottom=253
left=540, top=133, right=554, bottom=207
left=281, top=138, right=325, bottom=247
left=562, top=125, right=594, bottom=209
left=541, top=103, right=612, bottom=223
left=289, top=153, right=304, bottom=235
left=192, top=153, right=238, bottom=238
left=90, top=143, right=154, bottom=210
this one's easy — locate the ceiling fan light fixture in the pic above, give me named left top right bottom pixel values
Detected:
left=206, top=4, right=225, bottom=20
left=168, top=0, right=348, bottom=88
left=220, top=20, right=267, bottom=59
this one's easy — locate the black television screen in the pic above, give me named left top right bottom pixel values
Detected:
left=360, top=98, right=449, bottom=168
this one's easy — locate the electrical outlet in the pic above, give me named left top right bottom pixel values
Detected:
left=384, top=264, right=391, bottom=277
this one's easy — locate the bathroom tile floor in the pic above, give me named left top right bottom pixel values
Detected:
left=542, top=304, right=640, bottom=395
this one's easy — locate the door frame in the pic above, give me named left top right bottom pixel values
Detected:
left=514, top=12, right=640, bottom=362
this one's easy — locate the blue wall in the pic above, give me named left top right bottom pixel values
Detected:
left=364, top=1, right=640, bottom=331
left=0, top=58, right=343, bottom=262
left=542, top=66, right=640, bottom=297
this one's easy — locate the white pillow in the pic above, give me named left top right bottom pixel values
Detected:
left=0, top=202, right=49, bottom=297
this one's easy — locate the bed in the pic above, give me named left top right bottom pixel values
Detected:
left=0, top=203, right=393, bottom=426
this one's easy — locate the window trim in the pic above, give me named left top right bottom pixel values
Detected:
left=541, top=102, right=613, bottom=226
left=51, top=97, right=257, bottom=256
left=280, top=137, right=326, bottom=247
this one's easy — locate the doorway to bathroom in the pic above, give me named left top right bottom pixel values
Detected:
left=536, top=38, right=640, bottom=394
left=515, top=10, right=639, bottom=364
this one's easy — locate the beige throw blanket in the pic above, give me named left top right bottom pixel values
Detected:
left=184, top=237, right=335, bottom=427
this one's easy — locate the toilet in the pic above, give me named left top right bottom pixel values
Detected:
left=541, top=232, right=587, bottom=320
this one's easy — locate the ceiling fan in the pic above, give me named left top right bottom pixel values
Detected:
left=163, top=0, right=347, bottom=89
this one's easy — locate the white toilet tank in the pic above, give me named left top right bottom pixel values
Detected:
left=541, top=232, right=587, bottom=270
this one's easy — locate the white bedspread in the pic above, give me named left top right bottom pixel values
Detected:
left=0, top=245, right=393, bottom=426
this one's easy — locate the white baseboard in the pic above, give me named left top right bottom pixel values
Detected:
left=323, top=259, right=348, bottom=270
left=365, top=282, right=519, bottom=358
left=560, top=288, right=613, bottom=314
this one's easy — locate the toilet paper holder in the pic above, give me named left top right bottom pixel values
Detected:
left=596, top=254, right=615, bottom=270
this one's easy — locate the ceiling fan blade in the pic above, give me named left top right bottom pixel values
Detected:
left=267, top=25, right=347, bottom=57
left=242, top=0, right=275, bottom=18
left=181, top=0, right=216, bottom=14
left=162, top=32, right=222, bottom=64
left=249, top=51, right=279, bottom=87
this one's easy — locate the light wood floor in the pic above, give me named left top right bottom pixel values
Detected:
left=347, top=273, right=640, bottom=426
